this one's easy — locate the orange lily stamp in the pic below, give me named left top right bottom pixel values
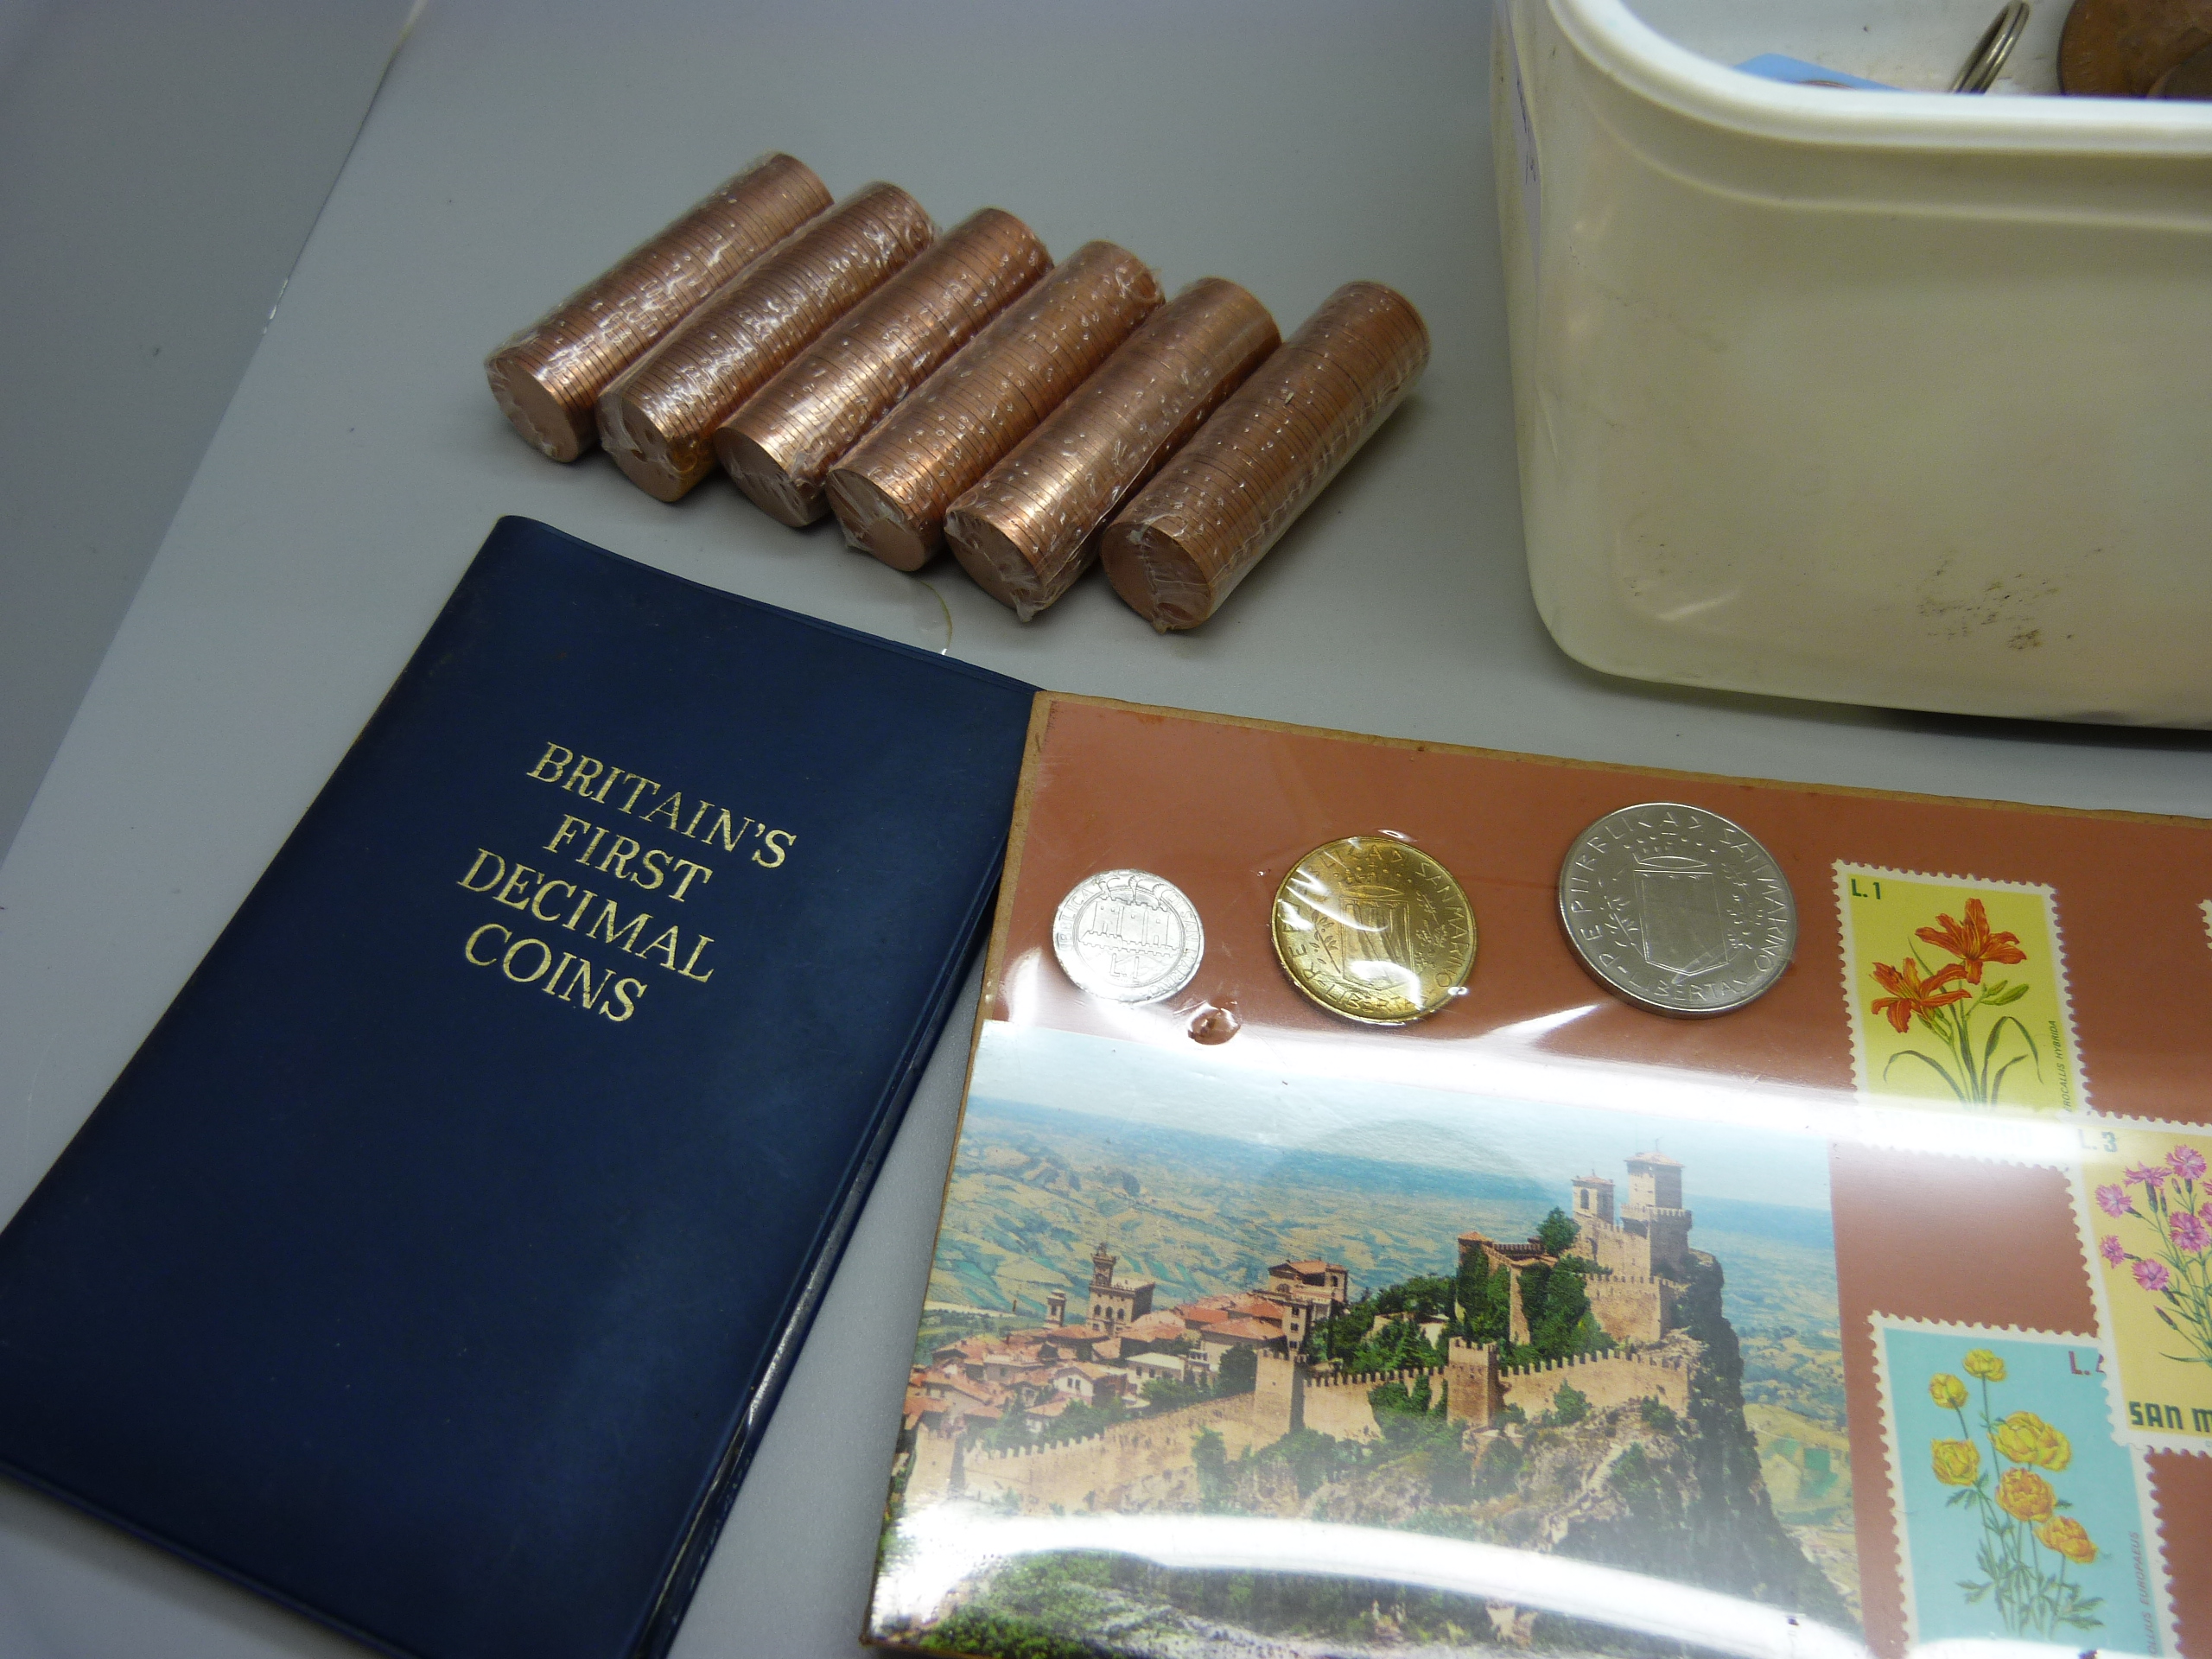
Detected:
left=1835, top=865, right=2084, bottom=1114
left=2069, top=1121, right=2212, bottom=1451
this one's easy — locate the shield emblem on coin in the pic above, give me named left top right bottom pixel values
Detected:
left=1321, top=884, right=1418, bottom=988
left=1632, top=855, right=1727, bottom=976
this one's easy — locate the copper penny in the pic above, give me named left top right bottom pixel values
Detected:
left=2060, top=0, right=2212, bottom=94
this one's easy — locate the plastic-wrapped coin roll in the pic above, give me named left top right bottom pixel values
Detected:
left=1101, top=282, right=1428, bottom=631
left=825, top=242, right=1164, bottom=572
left=596, top=182, right=934, bottom=502
left=484, top=154, right=830, bottom=463
left=714, top=208, right=1049, bottom=527
left=944, top=278, right=1278, bottom=620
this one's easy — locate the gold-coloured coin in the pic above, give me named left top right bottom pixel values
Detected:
left=1271, top=836, right=1475, bottom=1026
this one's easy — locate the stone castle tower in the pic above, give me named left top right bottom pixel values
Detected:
left=1571, top=1171, right=1614, bottom=1225
left=1084, top=1243, right=1154, bottom=1333
left=1574, top=1152, right=1692, bottom=1279
left=1459, top=1153, right=1695, bottom=1349
left=1445, top=1338, right=1507, bottom=1427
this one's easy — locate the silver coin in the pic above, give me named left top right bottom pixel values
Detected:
left=1558, top=803, right=1796, bottom=1016
left=1051, top=869, right=1205, bottom=1004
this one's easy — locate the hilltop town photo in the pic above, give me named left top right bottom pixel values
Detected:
left=871, top=1022, right=1857, bottom=1658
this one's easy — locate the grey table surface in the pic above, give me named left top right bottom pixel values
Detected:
left=1, top=3, right=2209, bottom=1657
left=0, top=0, right=418, bottom=866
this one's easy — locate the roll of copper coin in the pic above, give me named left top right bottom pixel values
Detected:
left=485, top=154, right=830, bottom=463
left=1100, top=282, right=1427, bottom=632
left=944, top=278, right=1279, bottom=620
left=714, top=208, right=1050, bottom=527
left=825, top=242, right=1164, bottom=571
left=2060, top=0, right=2212, bottom=93
left=597, top=182, right=934, bottom=502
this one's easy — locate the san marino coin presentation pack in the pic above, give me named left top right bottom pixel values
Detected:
left=865, top=693, right=2212, bottom=1659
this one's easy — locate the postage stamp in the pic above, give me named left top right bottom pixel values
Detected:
left=1835, top=864, right=2085, bottom=1114
left=1871, top=1317, right=2176, bottom=1654
left=2069, top=1119, right=2212, bottom=1451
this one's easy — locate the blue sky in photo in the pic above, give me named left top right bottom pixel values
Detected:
left=972, top=1021, right=1832, bottom=1214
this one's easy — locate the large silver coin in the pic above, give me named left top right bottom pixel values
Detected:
left=1052, top=869, right=1205, bottom=1004
left=1558, top=803, right=1796, bottom=1016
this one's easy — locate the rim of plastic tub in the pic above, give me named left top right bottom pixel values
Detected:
left=1543, top=0, right=2212, bottom=155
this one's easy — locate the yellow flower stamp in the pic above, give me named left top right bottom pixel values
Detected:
left=1993, top=1410, right=2071, bottom=1471
left=1929, top=1435, right=1980, bottom=1485
left=1962, top=1347, right=2006, bottom=1382
left=1872, top=1318, right=2174, bottom=1654
left=2070, top=1120, right=2212, bottom=1448
left=1835, top=865, right=2083, bottom=1113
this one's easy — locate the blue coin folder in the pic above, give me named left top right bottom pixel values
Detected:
left=0, top=517, right=1039, bottom=1659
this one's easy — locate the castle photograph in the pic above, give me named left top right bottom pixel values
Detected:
left=904, top=1152, right=1700, bottom=1459
left=876, top=1022, right=1857, bottom=1659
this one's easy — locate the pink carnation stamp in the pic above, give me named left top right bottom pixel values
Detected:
left=2069, top=1122, right=2212, bottom=1450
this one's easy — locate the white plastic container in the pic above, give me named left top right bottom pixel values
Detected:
left=1494, top=0, right=2212, bottom=726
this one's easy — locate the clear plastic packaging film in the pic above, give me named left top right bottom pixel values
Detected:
left=861, top=691, right=2212, bottom=1659
left=1101, top=281, right=1428, bottom=632
left=482, top=153, right=830, bottom=463
left=713, top=208, right=1051, bottom=527
left=594, top=182, right=934, bottom=502
left=944, top=278, right=1279, bottom=622
left=825, top=242, right=1165, bottom=572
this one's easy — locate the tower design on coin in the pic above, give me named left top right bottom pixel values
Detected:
left=1080, top=893, right=1178, bottom=982
left=1051, top=870, right=1205, bottom=1005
